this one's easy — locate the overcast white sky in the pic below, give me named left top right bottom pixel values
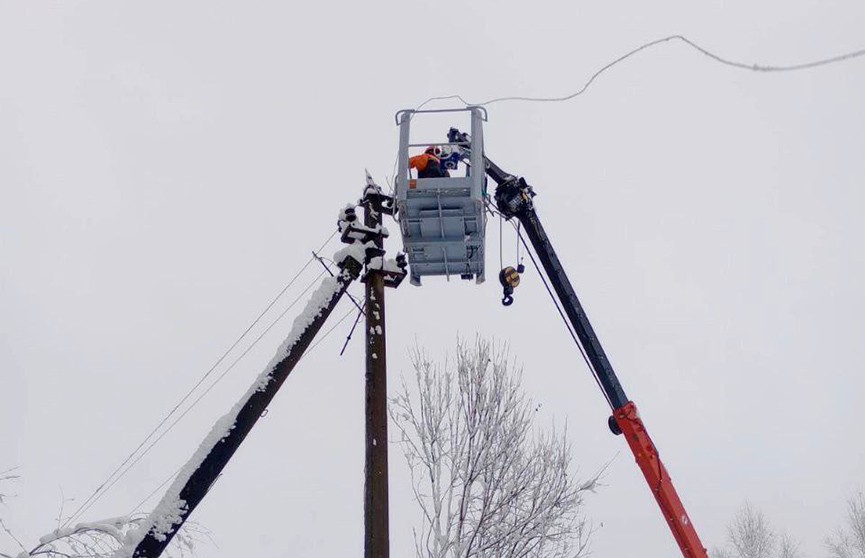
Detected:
left=2, top=1, right=864, bottom=557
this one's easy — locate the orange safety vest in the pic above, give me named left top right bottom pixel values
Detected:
left=409, top=153, right=439, bottom=173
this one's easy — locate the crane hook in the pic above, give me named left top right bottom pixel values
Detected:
left=499, top=266, right=521, bottom=307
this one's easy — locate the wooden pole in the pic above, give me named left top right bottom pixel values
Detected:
left=363, top=188, right=389, bottom=558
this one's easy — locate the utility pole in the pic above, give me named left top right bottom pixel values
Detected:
left=128, top=178, right=407, bottom=558
left=131, top=247, right=363, bottom=558
left=126, top=177, right=404, bottom=558
left=341, top=175, right=404, bottom=558
left=363, top=180, right=389, bottom=558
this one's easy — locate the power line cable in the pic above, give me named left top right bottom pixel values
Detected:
left=388, top=94, right=474, bottom=195
left=69, top=269, right=330, bottom=524
left=128, top=467, right=182, bottom=517
left=394, top=37, right=865, bottom=215
left=64, top=232, right=337, bottom=527
left=312, top=251, right=365, bottom=313
left=392, top=36, right=865, bottom=207
left=308, top=298, right=366, bottom=355
left=127, top=297, right=363, bottom=516
left=412, top=35, right=865, bottom=110
left=100, top=28, right=864, bottom=525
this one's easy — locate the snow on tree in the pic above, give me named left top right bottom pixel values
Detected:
left=2, top=516, right=205, bottom=558
left=0, top=470, right=204, bottom=558
left=711, top=503, right=800, bottom=558
left=390, top=337, right=596, bottom=558
left=826, top=491, right=865, bottom=558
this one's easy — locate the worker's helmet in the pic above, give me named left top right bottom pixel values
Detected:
left=424, top=145, right=442, bottom=156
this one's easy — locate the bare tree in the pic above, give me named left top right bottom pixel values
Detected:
left=0, top=469, right=19, bottom=506
left=2, top=516, right=206, bottom=558
left=729, top=503, right=776, bottom=558
left=777, top=533, right=802, bottom=558
left=827, top=491, right=865, bottom=558
left=712, top=503, right=800, bottom=558
left=390, top=338, right=596, bottom=558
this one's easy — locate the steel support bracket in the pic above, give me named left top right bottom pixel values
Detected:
left=340, top=222, right=390, bottom=245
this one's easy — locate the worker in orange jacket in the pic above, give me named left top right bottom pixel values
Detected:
left=409, top=146, right=450, bottom=178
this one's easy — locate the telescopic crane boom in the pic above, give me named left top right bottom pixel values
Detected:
left=448, top=128, right=709, bottom=558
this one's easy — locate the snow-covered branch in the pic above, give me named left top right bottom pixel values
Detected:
left=4, top=515, right=205, bottom=558
left=391, top=337, right=595, bottom=558
left=712, top=503, right=801, bottom=558
left=0, top=473, right=204, bottom=558
left=827, top=491, right=865, bottom=558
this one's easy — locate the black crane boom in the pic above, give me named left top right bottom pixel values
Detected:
left=448, top=126, right=708, bottom=558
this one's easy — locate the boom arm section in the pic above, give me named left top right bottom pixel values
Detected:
left=448, top=127, right=708, bottom=558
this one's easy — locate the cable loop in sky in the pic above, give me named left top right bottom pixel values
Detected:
left=413, top=34, right=865, bottom=110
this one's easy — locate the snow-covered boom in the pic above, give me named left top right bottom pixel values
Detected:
left=398, top=123, right=710, bottom=558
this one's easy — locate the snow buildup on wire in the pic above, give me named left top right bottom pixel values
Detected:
left=113, top=242, right=354, bottom=558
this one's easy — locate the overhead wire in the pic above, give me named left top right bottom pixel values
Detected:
left=64, top=231, right=339, bottom=527
left=68, top=268, right=331, bottom=524
left=308, top=297, right=366, bottom=355
left=397, top=33, right=865, bottom=404
left=128, top=466, right=182, bottom=517
left=387, top=93, right=476, bottom=196
left=393, top=35, right=865, bottom=298
left=312, top=252, right=365, bottom=313
left=128, top=296, right=365, bottom=516
left=80, top=29, right=865, bottom=527
left=411, top=34, right=865, bottom=110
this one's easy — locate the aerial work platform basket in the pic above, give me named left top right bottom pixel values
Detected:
left=394, top=106, right=488, bottom=286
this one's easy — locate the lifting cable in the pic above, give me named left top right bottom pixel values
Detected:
left=64, top=231, right=339, bottom=528
left=515, top=228, right=614, bottom=411
left=485, top=197, right=613, bottom=409
left=498, top=215, right=504, bottom=272
left=514, top=222, right=519, bottom=264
